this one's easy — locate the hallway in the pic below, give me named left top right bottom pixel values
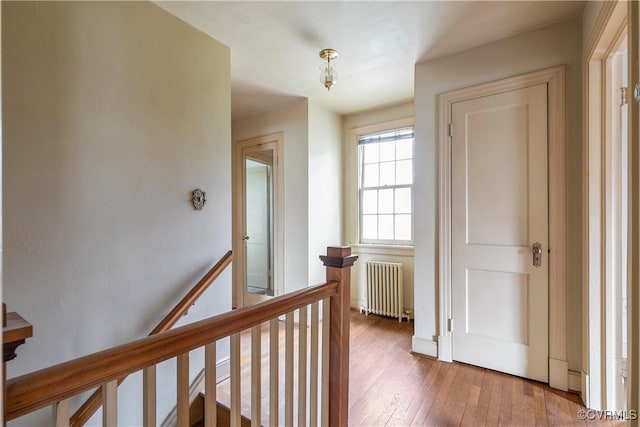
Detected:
left=349, top=312, right=621, bottom=426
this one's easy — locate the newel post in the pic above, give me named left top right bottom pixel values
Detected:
left=320, top=246, right=357, bottom=427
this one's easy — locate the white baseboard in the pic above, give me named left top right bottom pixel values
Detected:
left=412, top=335, right=438, bottom=358
left=437, top=335, right=452, bottom=362
left=568, top=369, right=582, bottom=393
left=549, top=357, right=568, bottom=391
left=160, top=357, right=230, bottom=427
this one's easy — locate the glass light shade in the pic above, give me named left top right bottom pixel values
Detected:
left=319, top=62, right=338, bottom=90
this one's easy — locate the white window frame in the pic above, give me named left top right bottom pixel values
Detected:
left=350, top=118, right=414, bottom=248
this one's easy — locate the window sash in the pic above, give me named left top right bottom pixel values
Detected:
left=357, top=128, right=414, bottom=245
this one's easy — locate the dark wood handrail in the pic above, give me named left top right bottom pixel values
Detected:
left=6, top=280, right=339, bottom=421
left=68, top=250, right=233, bottom=427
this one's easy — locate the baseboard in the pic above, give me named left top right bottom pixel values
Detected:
left=160, top=357, right=230, bottom=427
left=568, top=369, right=582, bottom=393
left=549, top=357, right=568, bottom=391
left=411, top=335, right=438, bottom=358
left=437, top=335, right=452, bottom=362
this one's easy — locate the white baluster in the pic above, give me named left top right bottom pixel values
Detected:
left=102, top=380, right=117, bottom=427
left=251, top=325, right=261, bottom=427
left=52, top=399, right=69, bottom=427
left=269, top=318, right=279, bottom=427
left=205, top=342, right=217, bottom=427
left=143, top=365, right=156, bottom=427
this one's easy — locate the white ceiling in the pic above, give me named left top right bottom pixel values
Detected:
left=156, top=1, right=584, bottom=120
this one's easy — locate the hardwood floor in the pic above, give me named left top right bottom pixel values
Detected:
left=346, top=311, right=623, bottom=427
left=216, top=310, right=623, bottom=426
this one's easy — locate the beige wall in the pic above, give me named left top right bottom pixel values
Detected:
left=308, top=102, right=342, bottom=284
left=232, top=99, right=310, bottom=293
left=583, top=1, right=606, bottom=49
left=342, top=102, right=415, bottom=314
left=3, top=2, right=231, bottom=425
left=232, top=100, right=343, bottom=291
left=413, top=17, right=583, bottom=371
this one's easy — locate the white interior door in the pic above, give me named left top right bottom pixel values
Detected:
left=451, top=83, right=549, bottom=382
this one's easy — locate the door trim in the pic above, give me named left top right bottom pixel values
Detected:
left=232, top=132, right=284, bottom=309
left=583, top=0, right=628, bottom=410
left=437, top=65, right=567, bottom=390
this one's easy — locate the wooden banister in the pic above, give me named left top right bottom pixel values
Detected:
left=5, top=280, right=339, bottom=421
left=69, top=251, right=232, bottom=427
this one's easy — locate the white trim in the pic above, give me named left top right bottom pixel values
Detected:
left=437, top=66, right=567, bottom=389
left=569, top=369, right=583, bottom=393
left=437, top=334, right=452, bottom=362
left=411, top=335, right=438, bottom=358
left=550, top=358, right=570, bottom=392
left=232, top=133, right=284, bottom=308
left=626, top=1, right=639, bottom=418
left=582, top=0, right=628, bottom=410
left=347, top=117, right=414, bottom=246
left=351, top=244, right=414, bottom=257
left=160, top=357, right=231, bottom=427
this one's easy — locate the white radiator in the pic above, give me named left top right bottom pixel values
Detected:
left=364, top=261, right=408, bottom=322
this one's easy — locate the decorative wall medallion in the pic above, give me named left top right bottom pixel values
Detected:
left=191, top=189, right=206, bottom=210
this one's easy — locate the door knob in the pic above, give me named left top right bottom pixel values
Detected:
left=532, top=242, right=542, bottom=268
left=242, top=235, right=250, bottom=241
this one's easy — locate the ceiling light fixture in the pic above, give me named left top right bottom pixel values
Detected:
left=319, top=48, right=338, bottom=91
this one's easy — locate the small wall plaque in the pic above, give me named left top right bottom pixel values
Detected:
left=191, top=189, right=206, bottom=210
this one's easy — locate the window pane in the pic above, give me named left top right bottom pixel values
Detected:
left=363, top=144, right=379, bottom=164
left=395, top=214, right=411, bottom=241
left=395, top=187, right=411, bottom=214
left=362, top=190, right=378, bottom=214
left=378, top=189, right=394, bottom=214
left=379, top=141, right=395, bottom=162
left=396, top=159, right=413, bottom=185
left=378, top=215, right=393, bottom=240
left=379, top=162, right=395, bottom=186
left=396, top=139, right=413, bottom=160
left=362, top=215, right=377, bottom=240
left=363, top=163, right=379, bottom=187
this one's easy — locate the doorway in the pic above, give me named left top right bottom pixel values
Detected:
left=438, top=66, right=567, bottom=389
left=583, top=0, right=630, bottom=411
left=233, top=133, right=283, bottom=308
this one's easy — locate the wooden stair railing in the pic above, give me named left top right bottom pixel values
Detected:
left=5, top=246, right=357, bottom=427
left=70, top=250, right=232, bottom=427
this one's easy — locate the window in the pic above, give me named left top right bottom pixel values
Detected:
left=358, top=126, right=413, bottom=245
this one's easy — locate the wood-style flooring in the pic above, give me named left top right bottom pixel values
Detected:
left=216, top=310, right=623, bottom=426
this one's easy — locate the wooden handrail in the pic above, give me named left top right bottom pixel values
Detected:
left=69, top=250, right=233, bottom=427
left=6, top=280, right=339, bottom=421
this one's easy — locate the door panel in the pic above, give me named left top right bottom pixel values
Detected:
left=451, top=83, right=549, bottom=382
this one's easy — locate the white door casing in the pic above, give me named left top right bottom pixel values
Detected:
left=233, top=133, right=283, bottom=309
left=451, top=84, right=549, bottom=382
left=438, top=66, right=567, bottom=390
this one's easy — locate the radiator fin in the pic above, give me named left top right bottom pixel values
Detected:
left=365, top=261, right=406, bottom=322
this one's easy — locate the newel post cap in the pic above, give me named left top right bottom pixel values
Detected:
left=319, top=246, right=358, bottom=268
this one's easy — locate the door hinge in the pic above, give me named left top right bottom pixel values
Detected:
left=447, top=318, right=453, bottom=332
left=621, top=358, right=628, bottom=379
left=448, top=123, right=453, bottom=138
left=621, top=87, right=628, bottom=106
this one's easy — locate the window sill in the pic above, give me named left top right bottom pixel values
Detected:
left=350, top=244, right=414, bottom=257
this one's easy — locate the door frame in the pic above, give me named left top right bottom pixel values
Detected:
left=232, top=132, right=284, bottom=309
left=437, top=66, right=567, bottom=390
left=583, top=0, right=628, bottom=411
